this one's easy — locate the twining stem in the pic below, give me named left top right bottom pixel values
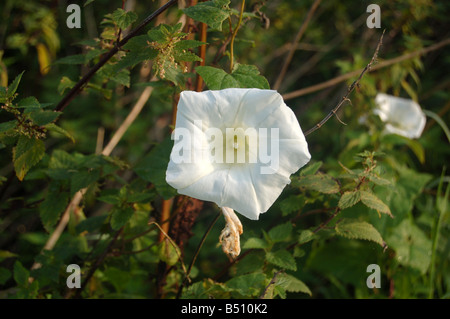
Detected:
left=303, top=30, right=385, bottom=136
left=229, top=0, right=245, bottom=73
left=54, top=0, right=178, bottom=112
left=176, top=211, right=221, bottom=299
left=195, top=22, right=207, bottom=92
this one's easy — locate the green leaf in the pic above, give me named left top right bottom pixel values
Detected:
left=196, top=64, right=269, bottom=90
left=276, top=273, right=311, bottom=296
left=298, top=229, right=316, bottom=245
left=13, top=136, right=45, bottom=181
left=158, top=239, right=180, bottom=266
left=16, top=96, right=40, bottom=109
left=112, top=36, right=158, bottom=72
left=230, top=64, right=270, bottom=89
left=299, top=161, right=322, bottom=176
left=335, top=218, right=385, bottom=247
left=45, top=123, right=75, bottom=143
left=7, top=71, right=25, bottom=98
left=110, top=206, right=135, bottom=230
left=0, top=267, right=11, bottom=285
left=112, top=8, right=138, bottom=30
left=360, top=190, right=393, bottom=217
left=294, top=173, right=340, bottom=194
left=70, top=169, right=101, bottom=195
left=243, top=237, right=270, bottom=250
left=266, top=250, right=297, bottom=271
left=39, top=191, right=69, bottom=231
left=268, top=222, right=292, bottom=243
left=174, top=40, right=206, bottom=50
left=0, top=120, right=17, bottom=133
left=183, top=0, right=231, bottom=31
left=279, top=195, right=304, bottom=216
left=196, top=66, right=238, bottom=89
left=58, top=76, right=75, bottom=95
left=338, top=190, right=361, bottom=209
left=13, top=260, right=29, bottom=287
left=0, top=250, right=18, bottom=259
left=76, top=215, right=108, bottom=234
left=28, top=110, right=61, bottom=126
left=134, top=138, right=177, bottom=199
left=226, top=272, right=266, bottom=296
left=386, top=219, right=432, bottom=274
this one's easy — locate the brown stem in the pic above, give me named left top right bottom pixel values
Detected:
left=195, top=22, right=207, bottom=92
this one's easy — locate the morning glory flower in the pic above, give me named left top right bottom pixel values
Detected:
left=166, top=88, right=311, bottom=258
left=374, top=93, right=426, bottom=139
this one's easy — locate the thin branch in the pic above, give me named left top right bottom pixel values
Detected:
left=272, top=0, right=321, bottom=91
left=176, top=211, right=221, bottom=299
left=195, top=22, right=207, bottom=92
left=283, top=36, right=450, bottom=101
left=54, top=0, right=178, bottom=112
left=303, top=31, right=385, bottom=136
left=259, top=270, right=283, bottom=299
left=229, top=0, right=246, bottom=72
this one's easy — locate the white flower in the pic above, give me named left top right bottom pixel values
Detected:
left=166, top=88, right=311, bottom=258
left=374, top=93, right=426, bottom=139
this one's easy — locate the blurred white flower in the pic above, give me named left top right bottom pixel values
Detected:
left=374, top=93, right=426, bottom=139
left=166, top=88, right=310, bottom=258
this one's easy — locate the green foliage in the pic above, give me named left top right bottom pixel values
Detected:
left=196, top=64, right=269, bottom=90
left=0, top=0, right=448, bottom=301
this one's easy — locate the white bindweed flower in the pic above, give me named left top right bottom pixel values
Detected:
left=374, top=93, right=426, bottom=139
left=166, top=88, right=311, bottom=258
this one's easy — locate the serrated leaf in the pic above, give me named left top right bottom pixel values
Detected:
left=0, top=120, right=17, bottom=133
left=45, top=123, right=75, bottom=143
left=363, top=173, right=391, bottom=186
left=112, top=8, right=138, bottom=30
left=110, top=206, right=135, bottom=230
left=16, top=96, right=40, bottom=109
left=266, top=250, right=297, bottom=271
left=226, top=272, right=266, bottom=296
left=243, top=237, right=270, bottom=249
left=230, top=64, right=270, bottom=89
left=39, top=191, right=69, bottom=231
left=183, top=0, right=231, bottom=31
left=70, top=169, right=101, bottom=195
left=28, top=110, right=61, bottom=126
left=13, top=260, right=29, bottom=287
left=299, top=161, right=322, bottom=176
left=196, top=66, right=239, bottom=90
left=294, top=173, right=340, bottom=194
left=196, top=64, right=269, bottom=90
left=276, top=273, right=311, bottom=296
left=268, top=222, right=292, bottom=243
left=58, top=76, right=75, bottom=95
left=174, top=40, right=206, bottom=50
left=298, top=230, right=316, bottom=245
left=386, top=219, right=431, bottom=274
left=279, top=195, right=304, bottom=216
left=360, top=190, right=392, bottom=217
left=335, top=219, right=385, bottom=247
left=13, top=136, right=45, bottom=181
left=7, top=71, right=24, bottom=98
left=174, top=50, right=203, bottom=62
left=338, top=190, right=361, bottom=209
